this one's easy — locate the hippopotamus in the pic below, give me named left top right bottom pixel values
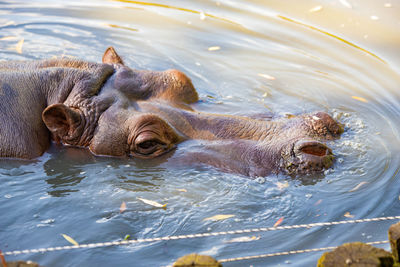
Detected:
left=0, top=47, right=342, bottom=177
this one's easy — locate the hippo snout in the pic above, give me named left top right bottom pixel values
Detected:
left=282, top=139, right=335, bottom=175
left=294, top=139, right=332, bottom=158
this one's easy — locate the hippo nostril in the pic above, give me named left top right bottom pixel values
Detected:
left=300, top=144, right=328, bottom=156
left=295, top=140, right=331, bottom=157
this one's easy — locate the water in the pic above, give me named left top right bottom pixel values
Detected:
left=1, top=0, right=400, bottom=266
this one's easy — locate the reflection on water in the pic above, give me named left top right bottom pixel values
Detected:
left=1, top=0, right=400, bottom=266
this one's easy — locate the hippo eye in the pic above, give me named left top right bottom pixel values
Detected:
left=134, top=138, right=166, bottom=156
left=138, top=140, right=159, bottom=150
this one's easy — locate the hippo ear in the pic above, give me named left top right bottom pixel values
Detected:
left=102, top=46, right=124, bottom=65
left=42, top=104, right=82, bottom=142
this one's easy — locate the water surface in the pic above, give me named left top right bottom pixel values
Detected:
left=1, top=0, right=400, bottom=266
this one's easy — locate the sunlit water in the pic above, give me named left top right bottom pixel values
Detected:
left=1, top=0, right=400, bottom=266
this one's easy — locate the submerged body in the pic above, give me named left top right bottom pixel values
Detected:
left=0, top=47, right=342, bottom=177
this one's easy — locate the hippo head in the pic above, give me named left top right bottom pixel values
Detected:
left=42, top=47, right=342, bottom=177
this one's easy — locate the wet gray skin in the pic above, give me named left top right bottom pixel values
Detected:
left=0, top=47, right=342, bottom=177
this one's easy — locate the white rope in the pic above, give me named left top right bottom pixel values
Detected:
left=218, top=240, right=389, bottom=263
left=2, top=216, right=399, bottom=256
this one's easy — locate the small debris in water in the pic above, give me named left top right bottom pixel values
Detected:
left=339, top=0, right=352, bottom=9
left=137, top=197, right=167, bottom=209
left=203, top=214, right=235, bottom=221
left=314, top=199, right=323, bottom=206
left=255, top=177, right=265, bottom=184
left=305, top=193, right=313, bottom=199
left=124, top=164, right=131, bottom=167
left=225, top=235, right=260, bottom=243
left=200, top=11, right=206, bottom=20
left=273, top=217, right=284, bottom=227
left=120, top=201, right=127, bottom=213
left=349, top=181, right=368, bottom=192
left=10, top=38, right=24, bottom=54
left=124, top=234, right=131, bottom=240
left=79, top=171, right=86, bottom=175
left=309, top=5, right=323, bottom=12
left=62, top=234, right=79, bottom=246
left=351, top=96, right=368, bottom=103
left=258, top=73, right=276, bottom=80
left=208, top=46, right=221, bottom=51
left=276, top=181, right=289, bottom=190
left=177, top=188, right=187, bottom=192
left=0, top=36, right=17, bottom=41
left=344, top=212, right=355, bottom=218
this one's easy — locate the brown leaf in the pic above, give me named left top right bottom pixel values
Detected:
left=120, top=201, right=127, bottom=213
left=0, top=250, right=7, bottom=267
left=273, top=217, right=284, bottom=227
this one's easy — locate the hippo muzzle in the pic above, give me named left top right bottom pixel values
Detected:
left=281, top=139, right=335, bottom=175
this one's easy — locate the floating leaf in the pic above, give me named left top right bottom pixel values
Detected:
left=208, top=46, right=220, bottom=51
left=0, top=36, right=17, bottom=41
left=344, top=212, right=354, bottom=218
left=258, top=73, right=276, bottom=80
left=352, top=96, right=368, bottom=103
left=124, top=234, right=131, bottom=240
left=137, top=197, right=167, bottom=208
left=314, top=199, right=323, bottom=206
left=177, top=188, right=187, bottom=192
left=0, top=250, right=7, bottom=267
left=273, top=217, right=284, bottom=227
left=203, top=214, right=235, bottom=221
left=339, top=0, right=352, bottom=8
left=225, top=236, right=260, bottom=243
left=15, top=38, right=24, bottom=54
left=120, top=201, right=127, bottom=213
left=200, top=11, right=206, bottom=20
left=62, top=234, right=79, bottom=246
left=349, top=181, right=368, bottom=192
left=276, top=181, right=289, bottom=190
left=309, top=5, right=323, bottom=12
